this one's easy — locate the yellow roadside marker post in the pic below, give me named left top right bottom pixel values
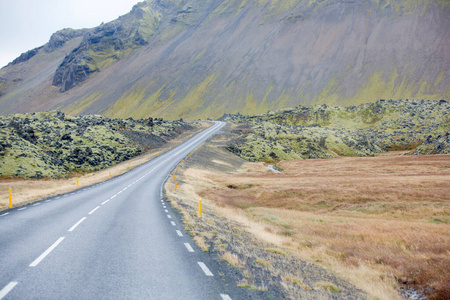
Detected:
left=173, top=174, right=175, bottom=181
left=190, top=153, right=191, bottom=158
left=198, top=199, right=202, bottom=218
left=9, top=188, right=12, bottom=208
left=177, top=166, right=179, bottom=172
left=175, top=183, right=177, bottom=192
left=109, top=171, right=111, bottom=178
left=129, top=164, right=131, bottom=170
left=76, top=178, right=79, bottom=187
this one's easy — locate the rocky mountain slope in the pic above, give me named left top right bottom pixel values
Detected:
left=0, top=0, right=449, bottom=120
left=222, top=99, right=449, bottom=162
left=0, top=111, right=193, bottom=178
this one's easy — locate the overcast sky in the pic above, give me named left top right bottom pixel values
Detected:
left=0, top=0, right=142, bottom=68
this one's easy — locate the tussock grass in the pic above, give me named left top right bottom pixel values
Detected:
left=254, top=258, right=272, bottom=267
left=314, top=281, right=341, bottom=293
left=281, top=276, right=311, bottom=290
left=193, top=235, right=209, bottom=252
left=221, top=251, right=241, bottom=267
left=265, top=248, right=286, bottom=256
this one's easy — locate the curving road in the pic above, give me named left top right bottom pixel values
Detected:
left=0, top=121, right=238, bottom=299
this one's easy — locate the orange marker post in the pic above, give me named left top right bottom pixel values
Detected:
left=77, top=178, right=79, bottom=187
left=173, top=174, right=175, bottom=181
left=109, top=171, right=111, bottom=178
left=177, top=166, right=179, bottom=172
left=198, top=199, right=202, bottom=218
left=175, top=183, right=177, bottom=192
left=9, top=188, right=12, bottom=209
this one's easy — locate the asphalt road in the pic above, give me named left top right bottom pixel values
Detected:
left=0, top=121, right=239, bottom=300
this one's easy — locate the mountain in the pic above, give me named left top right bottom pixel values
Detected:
left=0, top=0, right=449, bottom=120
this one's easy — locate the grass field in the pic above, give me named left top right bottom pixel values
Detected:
left=183, top=149, right=449, bottom=299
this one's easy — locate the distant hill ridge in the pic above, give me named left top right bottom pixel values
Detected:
left=0, top=0, right=448, bottom=120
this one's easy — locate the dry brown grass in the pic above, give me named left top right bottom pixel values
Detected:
left=221, top=251, right=242, bottom=267
left=193, top=154, right=450, bottom=299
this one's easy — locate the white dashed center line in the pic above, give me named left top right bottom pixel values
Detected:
left=68, top=217, right=86, bottom=232
left=198, top=262, right=214, bottom=276
left=164, top=210, right=168, bottom=213
left=101, top=199, right=110, bottom=205
left=30, top=237, right=65, bottom=267
left=111, top=195, right=117, bottom=199
left=184, top=243, right=194, bottom=252
left=88, top=206, right=100, bottom=215
left=0, top=282, right=18, bottom=300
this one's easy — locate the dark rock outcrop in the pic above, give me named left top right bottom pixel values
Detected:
left=44, top=28, right=87, bottom=53
left=9, top=47, right=43, bottom=65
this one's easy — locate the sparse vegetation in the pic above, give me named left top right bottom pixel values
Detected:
left=314, top=281, right=341, bottom=293
left=254, top=259, right=272, bottom=267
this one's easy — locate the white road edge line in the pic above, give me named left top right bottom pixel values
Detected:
left=220, top=294, right=232, bottom=300
left=0, top=213, right=9, bottom=217
left=88, top=206, right=100, bottom=215
left=33, top=203, right=41, bottom=206
left=30, top=237, right=65, bottom=267
left=18, top=207, right=27, bottom=211
left=68, top=217, right=86, bottom=232
left=170, top=221, right=176, bottom=226
left=184, top=243, right=194, bottom=252
left=0, top=282, right=18, bottom=300
left=167, top=215, right=172, bottom=219
left=176, top=230, right=183, bottom=237
left=198, top=262, right=214, bottom=276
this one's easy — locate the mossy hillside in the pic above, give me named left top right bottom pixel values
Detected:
left=0, top=111, right=193, bottom=178
left=52, top=2, right=164, bottom=92
left=223, top=99, right=449, bottom=162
